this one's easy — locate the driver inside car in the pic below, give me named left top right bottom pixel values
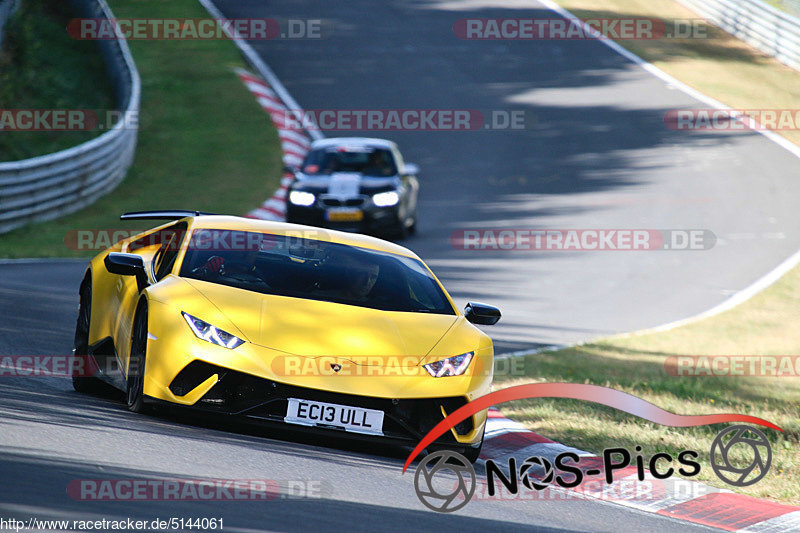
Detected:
left=345, top=262, right=380, bottom=299
left=190, top=231, right=265, bottom=283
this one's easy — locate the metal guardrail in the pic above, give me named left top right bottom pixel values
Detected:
left=677, top=0, right=800, bottom=71
left=0, top=0, right=20, bottom=46
left=0, top=0, right=140, bottom=234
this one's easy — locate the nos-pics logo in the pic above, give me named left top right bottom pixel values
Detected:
left=404, top=384, right=781, bottom=513
left=413, top=425, right=772, bottom=513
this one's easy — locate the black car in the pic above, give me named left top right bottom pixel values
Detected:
left=285, top=137, right=419, bottom=238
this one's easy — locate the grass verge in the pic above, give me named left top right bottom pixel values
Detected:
left=0, top=0, right=283, bottom=258
left=0, top=0, right=114, bottom=160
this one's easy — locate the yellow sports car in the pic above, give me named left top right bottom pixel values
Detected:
left=72, top=211, right=501, bottom=461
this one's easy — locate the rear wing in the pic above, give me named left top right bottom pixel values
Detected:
left=120, top=210, right=217, bottom=221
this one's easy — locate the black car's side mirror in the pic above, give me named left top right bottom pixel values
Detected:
left=464, top=302, right=501, bottom=325
left=402, top=163, right=419, bottom=176
left=105, top=253, right=148, bottom=292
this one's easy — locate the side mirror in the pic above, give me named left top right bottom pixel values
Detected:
left=464, top=302, right=501, bottom=325
left=403, top=163, right=419, bottom=176
left=105, top=253, right=148, bottom=292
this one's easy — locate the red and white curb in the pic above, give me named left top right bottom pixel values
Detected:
left=235, top=68, right=317, bottom=221
left=482, top=408, right=800, bottom=531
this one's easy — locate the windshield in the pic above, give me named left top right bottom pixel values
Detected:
left=301, top=147, right=397, bottom=177
left=179, top=229, right=455, bottom=315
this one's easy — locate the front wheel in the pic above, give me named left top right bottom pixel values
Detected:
left=126, top=301, right=150, bottom=413
left=461, top=437, right=484, bottom=464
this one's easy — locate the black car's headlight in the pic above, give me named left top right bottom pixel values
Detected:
left=289, top=190, right=316, bottom=206
left=372, top=190, right=400, bottom=207
left=424, top=352, right=474, bottom=377
left=182, top=312, right=245, bottom=349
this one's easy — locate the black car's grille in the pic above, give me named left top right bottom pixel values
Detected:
left=168, top=361, right=473, bottom=442
left=320, top=197, right=365, bottom=208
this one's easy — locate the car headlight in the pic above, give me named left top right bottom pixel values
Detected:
left=423, top=352, right=474, bottom=377
left=182, top=312, right=245, bottom=349
left=372, top=190, right=400, bottom=207
left=289, top=190, right=316, bottom=206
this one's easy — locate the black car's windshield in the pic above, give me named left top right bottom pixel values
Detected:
left=179, top=229, right=454, bottom=315
left=301, top=146, right=397, bottom=177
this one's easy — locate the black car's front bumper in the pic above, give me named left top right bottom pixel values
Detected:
left=285, top=202, right=403, bottom=235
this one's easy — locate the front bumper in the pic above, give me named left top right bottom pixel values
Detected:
left=151, top=360, right=484, bottom=447
left=285, top=203, right=402, bottom=235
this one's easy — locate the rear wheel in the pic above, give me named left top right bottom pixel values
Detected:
left=72, top=278, right=101, bottom=393
left=126, top=301, right=150, bottom=413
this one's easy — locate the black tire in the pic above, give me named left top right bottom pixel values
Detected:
left=72, top=278, right=102, bottom=393
left=126, top=300, right=150, bottom=413
left=390, top=214, right=410, bottom=240
left=459, top=424, right=486, bottom=463
left=407, top=215, right=417, bottom=235
left=461, top=437, right=484, bottom=464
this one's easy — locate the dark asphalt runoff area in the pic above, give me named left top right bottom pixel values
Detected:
left=2, top=0, right=798, bottom=530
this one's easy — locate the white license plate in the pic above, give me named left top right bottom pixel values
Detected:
left=285, top=398, right=384, bottom=436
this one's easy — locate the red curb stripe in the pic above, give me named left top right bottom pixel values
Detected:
left=279, top=132, right=311, bottom=146
left=251, top=89, right=281, bottom=103
left=237, top=73, right=270, bottom=87
left=281, top=138, right=310, bottom=153
left=658, top=492, right=799, bottom=531
left=282, top=148, right=307, bottom=160
left=254, top=205, right=284, bottom=218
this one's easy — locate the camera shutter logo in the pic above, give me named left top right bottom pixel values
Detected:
left=413, top=451, right=476, bottom=513
left=710, top=425, right=772, bottom=487
left=520, top=456, right=554, bottom=490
